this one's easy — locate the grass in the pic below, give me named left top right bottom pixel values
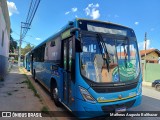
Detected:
left=27, top=78, right=38, bottom=96
left=21, top=80, right=28, bottom=84
left=19, top=68, right=43, bottom=99
left=19, top=67, right=48, bottom=111
left=39, top=99, right=43, bottom=103
left=41, top=106, right=49, bottom=114
left=23, top=74, right=39, bottom=97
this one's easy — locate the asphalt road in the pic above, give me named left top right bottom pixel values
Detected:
left=132, top=86, right=160, bottom=111
left=91, top=87, right=160, bottom=120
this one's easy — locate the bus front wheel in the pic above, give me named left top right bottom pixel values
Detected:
left=51, top=83, right=61, bottom=107
left=155, top=84, right=160, bottom=91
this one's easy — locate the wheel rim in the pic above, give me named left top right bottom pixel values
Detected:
left=53, top=87, right=58, bottom=100
left=157, top=86, right=160, bottom=91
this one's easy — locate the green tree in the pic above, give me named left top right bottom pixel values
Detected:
left=10, top=29, right=18, bottom=53
left=21, top=43, right=34, bottom=55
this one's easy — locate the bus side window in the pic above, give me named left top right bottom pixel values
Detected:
left=50, top=41, right=55, bottom=47
left=69, top=39, right=72, bottom=72
left=45, top=36, right=61, bottom=63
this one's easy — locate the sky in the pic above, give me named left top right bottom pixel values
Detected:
left=7, top=0, right=160, bottom=50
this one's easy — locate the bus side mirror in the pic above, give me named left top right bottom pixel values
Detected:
left=70, top=28, right=80, bottom=35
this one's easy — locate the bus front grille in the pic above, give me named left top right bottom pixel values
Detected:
left=92, top=82, right=138, bottom=93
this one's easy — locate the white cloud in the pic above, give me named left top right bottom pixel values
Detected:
left=84, top=3, right=100, bottom=19
left=90, top=8, right=100, bottom=20
left=135, top=22, right=139, bottom=25
left=65, top=7, right=78, bottom=15
left=75, top=15, right=78, bottom=18
left=7, top=1, right=19, bottom=16
left=84, top=7, right=90, bottom=16
left=35, top=38, right=41, bottom=40
left=138, top=39, right=151, bottom=50
left=114, top=14, right=119, bottom=18
left=88, top=3, right=93, bottom=7
left=65, top=11, right=70, bottom=15
left=72, top=7, right=77, bottom=12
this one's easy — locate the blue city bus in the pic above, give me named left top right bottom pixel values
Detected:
left=24, top=52, right=31, bottom=71
left=30, top=18, right=142, bottom=118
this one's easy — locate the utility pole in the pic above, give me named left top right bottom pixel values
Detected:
left=144, top=32, right=147, bottom=64
left=143, top=32, right=147, bottom=82
left=18, top=23, right=22, bottom=67
left=18, top=22, right=30, bottom=67
left=18, top=0, right=41, bottom=67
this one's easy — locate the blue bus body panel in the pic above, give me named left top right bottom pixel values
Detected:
left=26, top=62, right=30, bottom=71
left=24, top=52, right=31, bottom=71
left=33, top=61, right=76, bottom=111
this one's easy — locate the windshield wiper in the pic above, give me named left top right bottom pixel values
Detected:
left=123, top=43, right=128, bottom=68
left=96, top=33, right=110, bottom=72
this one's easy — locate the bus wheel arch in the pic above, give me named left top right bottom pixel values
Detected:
left=50, top=78, right=61, bottom=106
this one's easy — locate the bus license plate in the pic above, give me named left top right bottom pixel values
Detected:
left=115, top=107, right=126, bottom=113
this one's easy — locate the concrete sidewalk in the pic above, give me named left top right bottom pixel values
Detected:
left=0, top=64, right=51, bottom=120
left=142, top=81, right=152, bottom=87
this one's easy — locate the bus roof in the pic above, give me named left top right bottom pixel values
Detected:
left=31, top=18, right=132, bottom=51
left=31, top=21, right=72, bottom=51
left=76, top=18, right=132, bottom=30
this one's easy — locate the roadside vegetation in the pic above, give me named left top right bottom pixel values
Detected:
left=19, top=67, right=52, bottom=114
left=22, top=74, right=41, bottom=98
left=41, top=106, right=49, bottom=114
left=19, top=68, right=44, bottom=103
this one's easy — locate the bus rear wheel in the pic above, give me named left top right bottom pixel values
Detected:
left=51, top=84, right=61, bottom=107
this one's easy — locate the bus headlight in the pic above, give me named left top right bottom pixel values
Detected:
left=79, top=86, right=96, bottom=103
left=137, top=83, right=142, bottom=95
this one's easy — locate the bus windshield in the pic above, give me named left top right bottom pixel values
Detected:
left=80, top=34, right=140, bottom=83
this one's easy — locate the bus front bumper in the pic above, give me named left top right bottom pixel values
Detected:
left=74, top=94, right=142, bottom=118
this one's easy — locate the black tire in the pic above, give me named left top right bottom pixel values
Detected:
left=33, top=70, right=37, bottom=82
left=50, top=83, right=61, bottom=107
left=155, top=84, right=160, bottom=91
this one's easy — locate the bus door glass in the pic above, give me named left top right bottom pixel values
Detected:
left=62, top=37, right=72, bottom=105
left=30, top=53, right=33, bottom=74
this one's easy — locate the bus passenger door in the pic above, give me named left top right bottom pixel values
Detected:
left=62, top=37, right=73, bottom=107
left=30, top=53, right=33, bottom=74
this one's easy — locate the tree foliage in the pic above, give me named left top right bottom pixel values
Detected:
left=10, top=29, right=18, bottom=53
left=21, top=43, right=34, bottom=55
